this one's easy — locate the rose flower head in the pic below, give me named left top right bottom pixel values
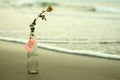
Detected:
left=46, top=6, right=53, bottom=12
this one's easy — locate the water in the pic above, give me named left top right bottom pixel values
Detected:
left=0, top=0, right=120, bottom=55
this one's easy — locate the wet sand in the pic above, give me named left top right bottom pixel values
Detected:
left=0, top=41, right=120, bottom=80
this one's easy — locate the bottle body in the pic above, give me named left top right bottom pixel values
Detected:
left=27, top=30, right=39, bottom=74
left=27, top=43, right=39, bottom=74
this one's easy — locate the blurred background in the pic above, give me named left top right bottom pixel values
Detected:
left=0, top=0, right=120, bottom=55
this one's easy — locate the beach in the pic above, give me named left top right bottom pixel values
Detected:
left=0, top=40, right=120, bottom=80
left=0, top=0, right=120, bottom=80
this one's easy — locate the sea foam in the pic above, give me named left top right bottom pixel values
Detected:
left=0, top=36, right=120, bottom=60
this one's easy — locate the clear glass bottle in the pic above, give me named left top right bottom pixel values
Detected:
left=27, top=31, right=39, bottom=74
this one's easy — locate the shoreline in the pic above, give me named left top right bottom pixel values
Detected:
left=0, top=36, right=120, bottom=60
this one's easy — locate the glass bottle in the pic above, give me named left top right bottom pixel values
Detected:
left=27, top=29, right=39, bottom=74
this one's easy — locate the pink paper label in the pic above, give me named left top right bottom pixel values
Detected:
left=25, top=37, right=37, bottom=52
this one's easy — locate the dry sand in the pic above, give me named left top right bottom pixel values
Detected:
left=0, top=41, right=120, bottom=80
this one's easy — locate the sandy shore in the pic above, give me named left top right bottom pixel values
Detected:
left=0, top=41, right=120, bottom=80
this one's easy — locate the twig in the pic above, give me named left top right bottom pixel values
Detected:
left=29, top=6, right=53, bottom=38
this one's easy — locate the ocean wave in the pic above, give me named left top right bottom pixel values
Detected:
left=72, top=5, right=120, bottom=13
left=0, top=36, right=120, bottom=60
left=0, top=0, right=120, bottom=14
left=36, top=37, right=120, bottom=44
left=0, top=0, right=60, bottom=7
left=94, top=6, right=120, bottom=13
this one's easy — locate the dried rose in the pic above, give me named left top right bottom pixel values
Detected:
left=46, top=6, right=53, bottom=12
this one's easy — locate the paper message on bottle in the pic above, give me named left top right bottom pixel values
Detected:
left=25, top=37, right=37, bottom=52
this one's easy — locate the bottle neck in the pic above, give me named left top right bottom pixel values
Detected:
left=30, top=32, right=35, bottom=39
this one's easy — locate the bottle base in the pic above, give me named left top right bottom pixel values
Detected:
left=28, top=71, right=39, bottom=74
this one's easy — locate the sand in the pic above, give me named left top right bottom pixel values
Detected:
left=0, top=41, right=120, bottom=80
